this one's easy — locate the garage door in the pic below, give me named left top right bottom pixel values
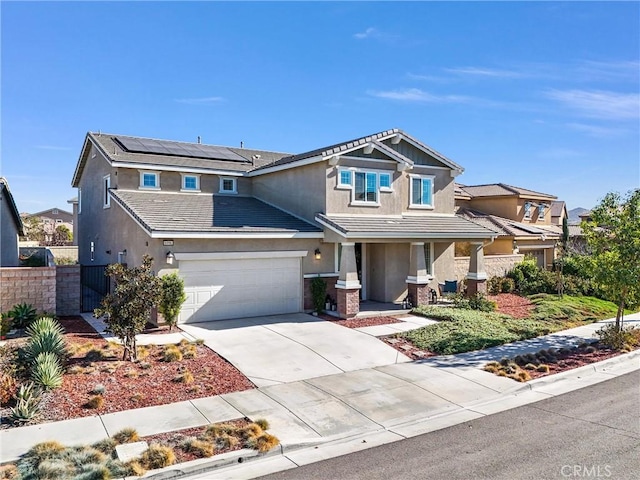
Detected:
left=177, top=253, right=304, bottom=323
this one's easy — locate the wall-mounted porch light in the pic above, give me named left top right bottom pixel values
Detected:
left=314, top=248, right=322, bottom=260
left=166, top=251, right=175, bottom=265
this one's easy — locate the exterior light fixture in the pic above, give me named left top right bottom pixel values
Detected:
left=166, top=251, right=175, bottom=265
left=314, top=248, right=321, bottom=260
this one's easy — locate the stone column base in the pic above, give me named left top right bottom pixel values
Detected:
left=337, top=288, right=360, bottom=319
left=466, top=278, right=487, bottom=296
left=407, top=283, right=430, bottom=307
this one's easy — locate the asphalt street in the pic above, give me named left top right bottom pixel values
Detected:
left=257, top=370, right=640, bottom=480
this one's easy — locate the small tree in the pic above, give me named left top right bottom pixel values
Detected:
left=21, top=216, right=46, bottom=243
left=555, top=216, right=570, bottom=297
left=310, top=277, right=327, bottom=314
left=582, top=190, right=640, bottom=330
left=159, top=273, right=187, bottom=331
left=94, top=255, right=162, bottom=361
left=51, top=225, right=72, bottom=246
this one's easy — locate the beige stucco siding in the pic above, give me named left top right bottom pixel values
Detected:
left=432, top=242, right=456, bottom=288
left=252, top=162, right=326, bottom=223
left=114, top=168, right=250, bottom=195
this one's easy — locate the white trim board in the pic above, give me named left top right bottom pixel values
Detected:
left=175, top=250, right=308, bottom=261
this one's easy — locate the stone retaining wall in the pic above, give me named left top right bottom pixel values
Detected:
left=454, top=254, right=524, bottom=281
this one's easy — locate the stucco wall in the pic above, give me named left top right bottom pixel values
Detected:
left=1, top=194, right=20, bottom=267
left=432, top=242, right=456, bottom=287
left=454, top=254, right=525, bottom=281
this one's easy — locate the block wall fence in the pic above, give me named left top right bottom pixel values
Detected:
left=0, top=265, right=80, bottom=316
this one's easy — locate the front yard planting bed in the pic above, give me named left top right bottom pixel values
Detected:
left=0, top=316, right=254, bottom=429
left=325, top=315, right=402, bottom=329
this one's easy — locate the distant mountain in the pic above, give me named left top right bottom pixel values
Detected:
left=568, top=207, right=589, bottom=225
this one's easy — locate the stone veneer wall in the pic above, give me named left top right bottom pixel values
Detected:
left=0, top=265, right=81, bottom=316
left=454, top=254, right=525, bottom=281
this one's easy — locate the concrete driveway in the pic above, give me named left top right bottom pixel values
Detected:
left=179, top=314, right=411, bottom=387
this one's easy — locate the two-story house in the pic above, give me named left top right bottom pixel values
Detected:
left=22, top=207, right=74, bottom=244
left=71, top=129, right=495, bottom=322
left=0, top=177, right=25, bottom=267
left=455, top=183, right=561, bottom=268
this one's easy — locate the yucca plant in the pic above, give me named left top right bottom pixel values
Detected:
left=10, top=382, right=41, bottom=423
left=24, top=330, right=67, bottom=365
left=31, top=353, right=64, bottom=390
left=26, top=317, right=65, bottom=338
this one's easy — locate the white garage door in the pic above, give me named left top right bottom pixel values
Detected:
left=177, top=253, right=304, bottom=323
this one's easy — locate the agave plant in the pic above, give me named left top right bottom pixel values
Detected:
left=8, top=303, right=37, bottom=329
left=31, top=352, right=64, bottom=390
left=10, top=382, right=41, bottom=423
left=23, top=330, right=67, bottom=365
left=26, top=316, right=65, bottom=338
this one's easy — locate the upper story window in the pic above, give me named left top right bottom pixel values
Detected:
left=139, top=171, right=160, bottom=190
left=103, top=175, right=111, bottom=208
left=379, top=173, right=392, bottom=191
left=524, top=201, right=532, bottom=219
left=355, top=171, right=378, bottom=204
left=220, top=177, right=237, bottom=194
left=409, top=174, right=434, bottom=209
left=52, top=209, right=59, bottom=215
left=181, top=174, right=200, bottom=192
left=78, top=188, right=82, bottom=214
left=538, top=203, right=545, bottom=218
left=338, top=169, right=353, bottom=188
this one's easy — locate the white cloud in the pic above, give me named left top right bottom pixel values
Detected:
left=367, top=88, right=472, bottom=103
left=353, top=27, right=378, bottom=40
left=545, top=89, right=640, bottom=120
left=576, top=60, right=640, bottom=82
left=444, top=66, right=525, bottom=79
left=565, top=122, right=627, bottom=138
left=175, top=96, right=225, bottom=105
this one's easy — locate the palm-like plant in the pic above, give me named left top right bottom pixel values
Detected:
left=8, top=303, right=37, bottom=329
left=31, top=352, right=64, bottom=390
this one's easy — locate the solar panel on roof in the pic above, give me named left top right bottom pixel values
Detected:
left=511, top=223, right=545, bottom=234
left=113, top=136, right=249, bottom=162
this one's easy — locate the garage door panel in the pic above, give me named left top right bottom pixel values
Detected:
left=178, top=256, right=302, bottom=323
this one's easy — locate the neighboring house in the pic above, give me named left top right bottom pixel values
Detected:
left=550, top=200, right=568, bottom=226
left=0, top=177, right=25, bottom=266
left=67, top=197, right=79, bottom=246
left=22, top=208, right=74, bottom=244
left=455, top=183, right=560, bottom=268
left=71, top=129, right=496, bottom=321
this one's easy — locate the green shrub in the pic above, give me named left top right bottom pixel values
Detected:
left=596, top=324, right=640, bottom=351
left=310, top=277, right=327, bottom=313
left=91, top=438, right=116, bottom=456
left=10, top=382, right=41, bottom=423
left=488, top=276, right=502, bottom=295
left=159, top=273, right=187, bottom=331
left=8, top=303, right=37, bottom=329
left=500, top=277, right=515, bottom=293
left=139, top=444, right=176, bottom=469
left=31, top=353, right=64, bottom=390
left=26, top=316, right=64, bottom=338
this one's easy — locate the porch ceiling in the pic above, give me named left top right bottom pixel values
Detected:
left=316, top=213, right=496, bottom=240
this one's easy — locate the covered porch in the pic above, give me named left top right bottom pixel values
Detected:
left=315, top=214, right=497, bottom=319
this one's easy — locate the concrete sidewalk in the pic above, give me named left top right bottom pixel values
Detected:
left=1, top=314, right=639, bottom=476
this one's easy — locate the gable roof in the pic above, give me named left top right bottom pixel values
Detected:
left=457, top=183, right=556, bottom=200
left=550, top=200, right=566, bottom=218
left=0, top=177, right=25, bottom=236
left=457, top=207, right=561, bottom=239
left=250, top=128, right=464, bottom=175
left=109, top=190, right=322, bottom=239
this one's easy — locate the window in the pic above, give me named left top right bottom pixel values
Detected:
left=355, top=171, right=378, bottom=203
left=103, top=175, right=111, bottom=208
left=140, top=171, right=159, bottom=189
left=538, top=203, right=545, bottom=218
left=338, top=169, right=353, bottom=188
left=78, top=188, right=82, bottom=214
left=52, top=209, right=59, bottom=215
left=220, top=177, right=237, bottom=194
left=181, top=174, right=200, bottom=191
left=524, top=201, right=531, bottom=219
left=55, top=219, right=62, bottom=224
left=379, top=173, right=392, bottom=191
left=409, top=175, right=434, bottom=208
left=424, top=242, right=433, bottom=275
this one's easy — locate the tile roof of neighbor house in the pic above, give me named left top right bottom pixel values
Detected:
left=316, top=213, right=496, bottom=239
left=550, top=200, right=566, bottom=217
left=0, top=177, right=25, bottom=236
left=457, top=183, right=557, bottom=200
left=456, top=208, right=561, bottom=239
left=109, top=190, right=322, bottom=236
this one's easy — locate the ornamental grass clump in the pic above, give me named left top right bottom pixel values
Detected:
left=139, top=444, right=176, bottom=470
left=112, top=428, right=140, bottom=445
left=163, top=345, right=183, bottom=362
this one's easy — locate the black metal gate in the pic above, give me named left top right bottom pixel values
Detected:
left=80, top=265, right=110, bottom=312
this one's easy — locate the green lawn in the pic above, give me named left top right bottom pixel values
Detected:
left=403, top=294, right=625, bottom=355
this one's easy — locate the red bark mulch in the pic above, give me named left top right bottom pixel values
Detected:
left=488, top=293, right=535, bottom=319
left=325, top=315, right=403, bottom=329
left=0, top=316, right=255, bottom=429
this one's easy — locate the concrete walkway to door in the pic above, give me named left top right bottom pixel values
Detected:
left=179, top=314, right=412, bottom=387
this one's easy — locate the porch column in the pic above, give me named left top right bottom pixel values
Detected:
left=466, top=242, right=487, bottom=296
left=406, top=242, right=431, bottom=306
left=335, top=242, right=361, bottom=319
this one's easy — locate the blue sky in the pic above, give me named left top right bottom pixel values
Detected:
left=1, top=1, right=638, bottom=214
